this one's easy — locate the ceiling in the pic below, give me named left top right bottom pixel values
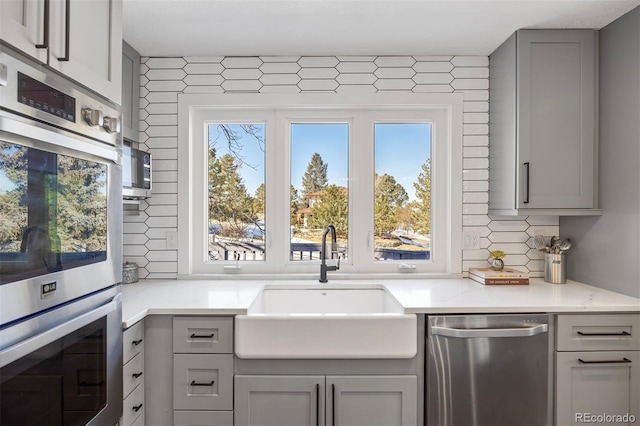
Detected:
left=123, top=0, right=640, bottom=57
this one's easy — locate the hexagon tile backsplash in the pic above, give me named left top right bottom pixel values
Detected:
left=122, top=55, right=559, bottom=280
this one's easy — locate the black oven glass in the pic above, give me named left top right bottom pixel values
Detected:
left=0, top=317, right=107, bottom=426
left=17, top=73, right=76, bottom=123
left=0, top=141, right=108, bottom=284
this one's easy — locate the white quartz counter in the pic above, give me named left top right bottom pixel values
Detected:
left=121, top=277, right=640, bottom=328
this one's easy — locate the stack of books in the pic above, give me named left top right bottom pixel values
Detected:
left=469, top=267, right=529, bottom=285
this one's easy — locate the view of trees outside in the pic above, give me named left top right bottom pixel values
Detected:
left=373, top=123, right=431, bottom=260
left=204, top=121, right=431, bottom=263
left=290, top=123, right=349, bottom=261
left=0, top=141, right=107, bottom=257
left=207, top=124, right=266, bottom=261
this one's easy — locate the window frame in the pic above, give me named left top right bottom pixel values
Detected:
left=178, top=93, right=463, bottom=278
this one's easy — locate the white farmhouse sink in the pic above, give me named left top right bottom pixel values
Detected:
left=235, top=285, right=417, bottom=359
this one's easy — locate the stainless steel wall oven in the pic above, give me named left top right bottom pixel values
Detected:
left=0, top=48, right=123, bottom=426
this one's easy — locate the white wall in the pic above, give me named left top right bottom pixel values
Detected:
left=123, top=55, right=558, bottom=279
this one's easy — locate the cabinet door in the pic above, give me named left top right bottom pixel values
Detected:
left=235, top=375, right=325, bottom=426
left=327, top=376, right=417, bottom=426
left=121, top=41, right=140, bottom=141
left=0, top=0, right=48, bottom=63
left=517, top=30, right=596, bottom=209
left=48, top=0, right=122, bottom=104
left=556, top=351, right=640, bottom=425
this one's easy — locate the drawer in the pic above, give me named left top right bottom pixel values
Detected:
left=123, top=320, right=144, bottom=364
left=174, top=354, right=233, bottom=410
left=174, top=410, right=234, bottom=426
left=122, top=381, right=144, bottom=426
left=173, top=317, right=233, bottom=354
left=557, top=314, right=640, bottom=351
left=123, top=351, right=144, bottom=398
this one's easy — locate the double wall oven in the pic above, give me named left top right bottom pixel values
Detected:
left=0, top=48, right=123, bottom=426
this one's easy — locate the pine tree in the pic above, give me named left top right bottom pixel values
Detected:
left=290, top=185, right=300, bottom=227
left=308, top=185, right=348, bottom=236
left=301, top=153, right=328, bottom=205
left=374, top=173, right=408, bottom=235
left=413, top=158, right=432, bottom=235
left=208, top=153, right=255, bottom=238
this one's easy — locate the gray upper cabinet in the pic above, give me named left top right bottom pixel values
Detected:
left=121, top=41, right=140, bottom=141
left=0, top=0, right=122, bottom=104
left=489, top=30, right=600, bottom=216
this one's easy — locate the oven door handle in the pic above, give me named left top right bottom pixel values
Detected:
left=0, top=295, right=120, bottom=368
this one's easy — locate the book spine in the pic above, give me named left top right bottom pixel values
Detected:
left=470, top=270, right=528, bottom=279
left=470, top=276, right=529, bottom=285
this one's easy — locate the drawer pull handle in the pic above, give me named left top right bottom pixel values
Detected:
left=132, top=372, right=143, bottom=379
left=190, top=333, right=215, bottom=339
left=578, top=358, right=632, bottom=364
left=577, top=331, right=631, bottom=337
left=132, top=404, right=143, bottom=412
left=132, top=339, right=143, bottom=346
left=190, top=380, right=215, bottom=386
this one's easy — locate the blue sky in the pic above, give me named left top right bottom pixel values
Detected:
left=207, top=122, right=432, bottom=201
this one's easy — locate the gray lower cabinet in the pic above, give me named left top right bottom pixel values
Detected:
left=174, top=410, right=234, bottom=426
left=555, top=314, right=640, bottom=425
left=235, top=375, right=417, bottom=426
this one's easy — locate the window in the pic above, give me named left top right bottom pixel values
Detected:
left=374, top=123, right=431, bottom=262
left=179, top=93, right=462, bottom=277
left=206, top=123, right=265, bottom=262
left=290, top=123, right=349, bottom=262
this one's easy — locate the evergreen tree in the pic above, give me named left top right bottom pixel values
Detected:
left=374, top=173, right=408, bottom=235
left=301, top=153, right=328, bottom=205
left=208, top=152, right=255, bottom=238
left=308, top=185, right=348, bottom=237
left=253, top=183, right=265, bottom=220
left=413, top=158, right=432, bottom=235
left=290, top=185, right=300, bottom=227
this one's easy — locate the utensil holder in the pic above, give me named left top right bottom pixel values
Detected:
left=544, top=253, right=566, bottom=284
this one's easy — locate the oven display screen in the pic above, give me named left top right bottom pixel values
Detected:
left=17, top=72, right=76, bottom=122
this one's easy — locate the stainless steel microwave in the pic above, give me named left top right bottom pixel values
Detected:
left=123, top=141, right=152, bottom=199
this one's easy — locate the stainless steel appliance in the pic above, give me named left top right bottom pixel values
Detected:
left=427, top=314, right=553, bottom=426
left=0, top=48, right=122, bottom=426
left=122, top=140, right=151, bottom=199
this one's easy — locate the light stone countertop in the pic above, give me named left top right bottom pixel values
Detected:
left=121, top=277, right=640, bottom=328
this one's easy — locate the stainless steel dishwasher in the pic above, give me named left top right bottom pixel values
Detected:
left=427, top=314, right=553, bottom=426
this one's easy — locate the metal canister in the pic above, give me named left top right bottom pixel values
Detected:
left=122, top=261, right=139, bottom=284
left=544, top=253, right=566, bottom=284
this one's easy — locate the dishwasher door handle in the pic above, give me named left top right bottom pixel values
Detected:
left=431, top=324, right=548, bottom=338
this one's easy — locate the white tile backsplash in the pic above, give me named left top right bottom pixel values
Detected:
left=125, top=54, right=559, bottom=279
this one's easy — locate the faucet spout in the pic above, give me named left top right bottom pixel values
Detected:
left=320, top=224, right=340, bottom=283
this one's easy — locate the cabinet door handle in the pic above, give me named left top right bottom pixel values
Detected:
left=190, top=333, right=215, bottom=339
left=578, top=358, right=632, bottom=364
left=316, top=383, right=320, bottom=426
left=58, top=0, right=70, bottom=61
left=132, top=404, right=143, bottom=412
left=35, top=0, right=50, bottom=49
left=190, top=380, right=215, bottom=386
left=132, top=338, right=143, bottom=346
left=523, top=162, right=530, bottom=204
left=577, top=331, right=631, bottom=337
left=332, top=383, right=336, bottom=426
left=132, top=372, right=143, bottom=379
